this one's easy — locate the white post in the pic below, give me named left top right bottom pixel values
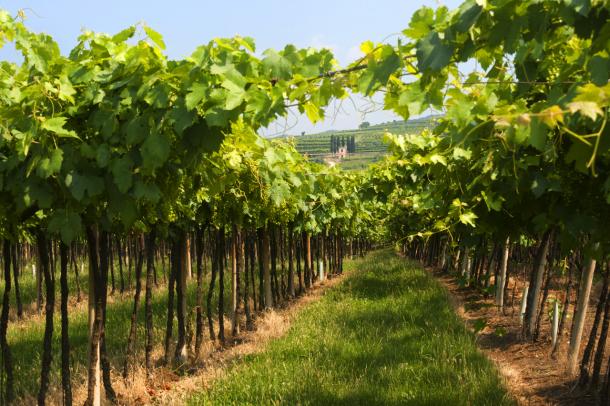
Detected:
left=32, top=264, right=36, bottom=278
left=552, top=300, right=559, bottom=348
left=520, top=285, right=529, bottom=324
left=453, top=249, right=461, bottom=273
left=568, top=254, right=598, bottom=375
left=496, top=237, right=510, bottom=309
left=464, top=254, right=472, bottom=286
left=318, top=260, right=325, bottom=282
left=439, top=242, right=447, bottom=270
left=460, top=247, right=468, bottom=276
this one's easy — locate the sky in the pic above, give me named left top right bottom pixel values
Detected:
left=0, top=0, right=464, bottom=136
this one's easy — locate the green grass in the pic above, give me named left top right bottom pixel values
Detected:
left=188, top=249, right=514, bottom=406
left=338, top=152, right=383, bottom=170
left=7, top=257, right=232, bottom=401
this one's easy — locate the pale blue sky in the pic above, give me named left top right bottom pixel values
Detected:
left=0, top=0, right=463, bottom=135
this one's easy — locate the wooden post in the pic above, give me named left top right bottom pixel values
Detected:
left=231, top=226, right=240, bottom=336
left=262, top=228, right=272, bottom=309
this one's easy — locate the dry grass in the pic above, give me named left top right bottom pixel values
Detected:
left=44, top=276, right=344, bottom=406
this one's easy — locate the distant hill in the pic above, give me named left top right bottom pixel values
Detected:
left=280, top=115, right=440, bottom=170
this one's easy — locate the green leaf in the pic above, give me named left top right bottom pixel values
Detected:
left=529, top=117, right=547, bottom=151
left=205, top=108, right=231, bottom=128
left=134, top=180, right=161, bottom=203
left=303, top=102, right=322, bottom=123
left=65, top=173, right=84, bottom=201
left=428, top=153, right=447, bottom=166
left=589, top=55, right=610, bottom=86
left=143, top=83, right=170, bottom=108
left=269, top=179, right=291, bottom=206
left=48, top=210, right=82, bottom=244
left=225, top=88, right=245, bottom=110
left=574, top=83, right=610, bottom=105
left=28, top=181, right=54, bottom=209
left=262, top=49, right=292, bottom=80
left=65, top=172, right=104, bottom=201
left=117, top=197, right=138, bottom=227
left=245, top=89, right=272, bottom=117
left=398, top=83, right=425, bottom=116
left=446, top=89, right=475, bottom=126
left=111, top=157, right=133, bottom=193
left=144, top=26, right=166, bottom=50
left=210, top=63, right=247, bottom=89
left=96, top=144, right=111, bottom=168
left=416, top=32, right=453, bottom=72
left=235, top=36, right=256, bottom=52
left=140, top=133, right=170, bottom=171
left=403, top=7, right=434, bottom=39
left=112, top=26, right=136, bottom=43
left=452, top=147, right=472, bottom=160
left=183, top=120, right=225, bottom=153
left=531, top=174, right=548, bottom=198
left=455, top=2, right=483, bottom=33
left=459, top=211, right=478, bottom=227
left=86, top=175, right=104, bottom=198
left=481, top=191, right=503, bottom=211
left=57, top=75, right=76, bottom=103
left=508, top=125, right=529, bottom=146
left=565, top=0, right=590, bottom=16
left=358, top=47, right=401, bottom=95
left=185, top=83, right=208, bottom=111
left=125, top=116, right=147, bottom=145
left=170, top=106, right=196, bottom=135
left=565, top=141, right=592, bottom=173
left=49, top=148, right=63, bottom=174
left=36, top=148, right=63, bottom=179
left=41, top=117, right=79, bottom=139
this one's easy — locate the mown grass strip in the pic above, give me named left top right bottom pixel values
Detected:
left=189, top=249, right=514, bottom=405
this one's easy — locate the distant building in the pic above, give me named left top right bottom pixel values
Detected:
left=336, top=146, right=347, bottom=159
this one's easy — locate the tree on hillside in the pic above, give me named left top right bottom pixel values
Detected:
left=347, top=135, right=356, bottom=153
left=359, top=122, right=370, bottom=129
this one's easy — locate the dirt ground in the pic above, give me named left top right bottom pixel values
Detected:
left=433, top=269, right=602, bottom=406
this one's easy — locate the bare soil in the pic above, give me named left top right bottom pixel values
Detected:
left=433, top=269, right=602, bottom=406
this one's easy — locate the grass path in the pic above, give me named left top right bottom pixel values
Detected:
left=189, top=249, right=514, bottom=405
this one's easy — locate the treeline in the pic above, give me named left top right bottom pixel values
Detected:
left=330, top=134, right=356, bottom=154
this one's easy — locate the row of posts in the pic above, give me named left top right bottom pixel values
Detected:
left=516, top=285, right=559, bottom=347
